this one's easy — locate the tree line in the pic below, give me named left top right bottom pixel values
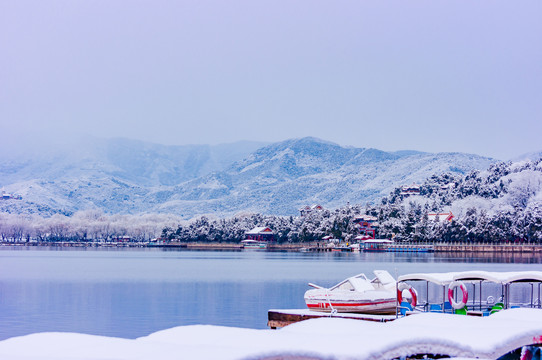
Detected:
left=162, top=159, right=542, bottom=244
left=0, top=210, right=181, bottom=242
left=2, top=159, right=541, bottom=244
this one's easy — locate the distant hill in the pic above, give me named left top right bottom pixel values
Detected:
left=0, top=137, right=496, bottom=218
left=512, top=150, right=542, bottom=162
left=0, top=137, right=267, bottom=215
left=164, top=158, right=542, bottom=243
left=155, top=137, right=495, bottom=217
left=0, top=137, right=268, bottom=187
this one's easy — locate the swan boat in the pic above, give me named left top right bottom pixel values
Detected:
left=304, top=270, right=397, bottom=314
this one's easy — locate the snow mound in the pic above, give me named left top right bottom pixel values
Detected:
left=0, top=309, right=541, bottom=360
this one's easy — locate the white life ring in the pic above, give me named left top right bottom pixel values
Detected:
left=448, top=281, right=468, bottom=309
left=397, top=282, right=418, bottom=308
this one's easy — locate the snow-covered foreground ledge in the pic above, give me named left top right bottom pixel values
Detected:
left=1, top=308, right=541, bottom=360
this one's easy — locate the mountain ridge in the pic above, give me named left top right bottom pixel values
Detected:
left=0, top=137, right=496, bottom=218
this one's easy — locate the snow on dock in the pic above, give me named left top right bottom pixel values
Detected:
left=0, top=308, right=541, bottom=359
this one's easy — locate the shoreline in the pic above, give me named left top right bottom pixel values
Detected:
left=1, top=241, right=542, bottom=253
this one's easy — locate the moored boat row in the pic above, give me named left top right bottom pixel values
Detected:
left=302, top=270, right=542, bottom=317
left=326, top=239, right=435, bottom=253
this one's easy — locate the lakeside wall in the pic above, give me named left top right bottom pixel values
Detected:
left=185, top=242, right=542, bottom=253
left=1, top=241, right=542, bottom=253
left=434, top=243, right=542, bottom=253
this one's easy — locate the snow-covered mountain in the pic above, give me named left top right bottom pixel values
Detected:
left=0, top=137, right=267, bottom=187
left=0, top=137, right=267, bottom=215
left=155, top=137, right=495, bottom=217
left=0, top=137, right=496, bottom=218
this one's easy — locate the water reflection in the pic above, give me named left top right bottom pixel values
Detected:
left=297, top=250, right=542, bottom=264
left=434, top=252, right=542, bottom=264
left=0, top=280, right=307, bottom=340
left=0, top=247, right=540, bottom=341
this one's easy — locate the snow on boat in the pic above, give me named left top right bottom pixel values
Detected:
left=304, top=270, right=397, bottom=314
left=396, top=270, right=542, bottom=316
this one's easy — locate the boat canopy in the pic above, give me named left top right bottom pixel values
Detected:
left=453, top=271, right=542, bottom=284
left=398, top=271, right=542, bottom=286
left=397, top=272, right=459, bottom=286
left=361, top=239, right=393, bottom=244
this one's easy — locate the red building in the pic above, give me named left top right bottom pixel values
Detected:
left=428, top=212, right=454, bottom=222
left=400, top=184, right=421, bottom=196
left=245, top=227, right=275, bottom=242
left=353, top=215, right=379, bottom=239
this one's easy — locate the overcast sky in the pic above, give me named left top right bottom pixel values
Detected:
left=1, top=1, right=541, bottom=160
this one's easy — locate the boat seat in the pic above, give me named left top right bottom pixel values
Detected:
left=398, top=301, right=413, bottom=316
left=429, top=304, right=443, bottom=313
left=454, top=306, right=468, bottom=315
left=443, top=301, right=453, bottom=313
left=490, top=303, right=504, bottom=315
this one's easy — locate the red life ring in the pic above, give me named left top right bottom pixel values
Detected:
left=397, top=282, right=418, bottom=308
left=448, top=281, right=468, bottom=309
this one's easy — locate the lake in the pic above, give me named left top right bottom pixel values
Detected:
left=0, top=247, right=540, bottom=341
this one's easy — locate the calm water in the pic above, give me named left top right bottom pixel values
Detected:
left=0, top=247, right=540, bottom=340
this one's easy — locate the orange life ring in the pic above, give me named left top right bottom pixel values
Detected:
left=397, top=282, right=418, bottom=308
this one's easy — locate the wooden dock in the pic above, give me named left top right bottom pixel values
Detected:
left=267, top=309, right=396, bottom=329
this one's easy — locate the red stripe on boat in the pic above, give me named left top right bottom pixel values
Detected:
left=307, top=300, right=395, bottom=308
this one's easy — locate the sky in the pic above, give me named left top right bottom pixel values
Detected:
left=1, top=1, right=541, bottom=160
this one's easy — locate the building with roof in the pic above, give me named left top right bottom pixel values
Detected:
left=427, top=212, right=454, bottom=222
left=245, top=227, right=275, bottom=242
left=1, top=190, right=22, bottom=200
left=353, top=215, right=379, bottom=239
left=400, top=184, right=420, bottom=196
left=299, top=204, right=324, bottom=216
